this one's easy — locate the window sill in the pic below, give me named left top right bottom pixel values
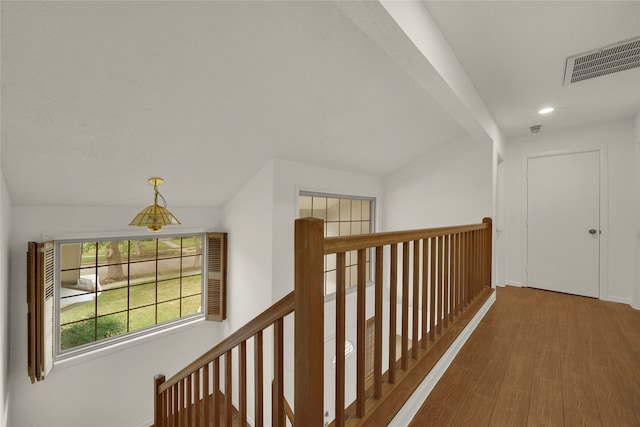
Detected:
left=54, top=315, right=208, bottom=370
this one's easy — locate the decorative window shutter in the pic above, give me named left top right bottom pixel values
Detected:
left=27, top=241, right=55, bottom=382
left=206, top=232, right=227, bottom=322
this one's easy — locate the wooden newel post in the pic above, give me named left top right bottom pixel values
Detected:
left=154, top=374, right=165, bottom=427
left=482, top=217, right=493, bottom=288
left=294, top=218, right=325, bottom=426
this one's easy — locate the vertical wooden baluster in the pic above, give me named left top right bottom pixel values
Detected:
left=437, top=235, right=444, bottom=336
left=194, top=369, right=201, bottom=427
left=443, top=235, right=450, bottom=329
left=463, top=232, right=468, bottom=307
left=412, top=240, right=420, bottom=359
left=182, top=380, right=185, bottom=426
left=213, top=359, right=220, bottom=427
left=469, top=231, right=473, bottom=300
left=335, top=252, right=346, bottom=426
left=357, top=248, right=366, bottom=417
left=476, top=229, right=480, bottom=296
left=240, top=341, right=247, bottom=425
left=389, top=244, right=398, bottom=383
left=460, top=232, right=465, bottom=308
left=401, top=242, right=409, bottom=371
left=481, top=222, right=487, bottom=289
left=166, top=386, right=170, bottom=427
left=457, top=233, right=462, bottom=310
left=172, top=384, right=178, bottom=427
left=273, top=318, right=284, bottom=427
left=477, top=229, right=481, bottom=296
left=374, top=246, right=383, bottom=399
left=466, top=232, right=471, bottom=306
left=203, top=363, right=210, bottom=427
left=452, top=234, right=458, bottom=319
left=167, top=386, right=172, bottom=427
left=478, top=228, right=484, bottom=293
left=472, top=231, right=477, bottom=298
left=154, top=374, right=165, bottom=427
left=429, top=237, right=436, bottom=342
left=459, top=233, right=464, bottom=310
left=484, top=218, right=493, bottom=289
left=421, top=239, right=428, bottom=349
left=187, top=374, right=193, bottom=426
left=294, top=218, right=324, bottom=426
left=164, top=389, right=170, bottom=427
left=225, top=350, right=232, bottom=427
left=255, top=331, right=264, bottom=427
left=167, top=384, right=171, bottom=427
left=167, top=384, right=173, bottom=427
left=178, top=379, right=183, bottom=427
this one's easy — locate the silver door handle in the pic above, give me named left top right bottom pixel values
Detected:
left=589, top=229, right=598, bottom=235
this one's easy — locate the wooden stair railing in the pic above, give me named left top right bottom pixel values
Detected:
left=294, top=217, right=493, bottom=426
left=153, top=291, right=294, bottom=427
left=154, top=217, right=492, bottom=426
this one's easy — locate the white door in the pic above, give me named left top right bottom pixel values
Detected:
left=527, top=151, right=600, bottom=297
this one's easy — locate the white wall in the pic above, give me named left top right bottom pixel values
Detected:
left=382, top=133, right=493, bottom=230
left=505, top=118, right=637, bottom=304
left=271, top=159, right=383, bottom=301
left=221, top=161, right=275, bottom=335
left=219, top=161, right=276, bottom=423
left=8, top=205, right=224, bottom=427
left=0, top=175, right=11, bottom=427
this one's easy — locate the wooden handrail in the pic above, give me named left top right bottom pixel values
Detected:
left=284, top=396, right=294, bottom=425
left=159, top=291, right=295, bottom=393
left=323, top=222, right=489, bottom=254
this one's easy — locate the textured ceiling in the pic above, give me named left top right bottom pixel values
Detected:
left=3, top=1, right=638, bottom=208
left=425, top=0, right=640, bottom=137
left=1, top=1, right=464, bottom=207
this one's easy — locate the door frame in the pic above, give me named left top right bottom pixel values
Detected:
left=521, top=147, right=609, bottom=299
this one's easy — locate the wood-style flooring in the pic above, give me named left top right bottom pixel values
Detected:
left=409, top=286, right=640, bottom=427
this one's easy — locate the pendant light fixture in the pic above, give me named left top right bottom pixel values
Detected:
left=129, top=177, right=181, bottom=232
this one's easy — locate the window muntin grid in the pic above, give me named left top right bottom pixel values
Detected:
left=299, top=193, right=374, bottom=295
left=58, top=235, right=204, bottom=353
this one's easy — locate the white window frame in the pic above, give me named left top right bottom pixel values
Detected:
left=298, top=191, right=376, bottom=296
left=54, top=232, right=207, bottom=360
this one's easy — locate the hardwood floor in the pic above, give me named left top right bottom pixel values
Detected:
left=409, top=286, right=640, bottom=427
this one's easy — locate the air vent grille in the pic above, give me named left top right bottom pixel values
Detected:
left=564, top=36, right=640, bottom=85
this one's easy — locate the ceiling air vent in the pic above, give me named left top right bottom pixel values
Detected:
left=563, top=36, right=640, bottom=85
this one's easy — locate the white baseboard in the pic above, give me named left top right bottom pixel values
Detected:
left=504, top=281, right=523, bottom=287
left=602, top=295, right=635, bottom=308
left=389, top=291, right=496, bottom=427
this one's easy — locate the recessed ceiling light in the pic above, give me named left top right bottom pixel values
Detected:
left=538, top=107, right=554, bottom=114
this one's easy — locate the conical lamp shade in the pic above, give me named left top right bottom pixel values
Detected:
left=129, top=177, right=181, bottom=232
left=129, top=204, right=181, bottom=232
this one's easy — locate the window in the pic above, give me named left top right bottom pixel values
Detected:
left=27, top=232, right=227, bottom=381
left=58, top=235, right=204, bottom=353
left=299, top=192, right=375, bottom=295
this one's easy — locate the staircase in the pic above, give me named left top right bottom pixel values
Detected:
left=153, top=217, right=493, bottom=426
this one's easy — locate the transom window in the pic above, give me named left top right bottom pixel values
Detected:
left=58, top=235, right=204, bottom=353
left=299, top=192, right=375, bottom=295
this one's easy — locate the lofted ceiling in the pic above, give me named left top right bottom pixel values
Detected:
left=0, top=1, right=465, bottom=208
left=424, top=0, right=640, bottom=137
left=2, top=1, right=638, bottom=209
